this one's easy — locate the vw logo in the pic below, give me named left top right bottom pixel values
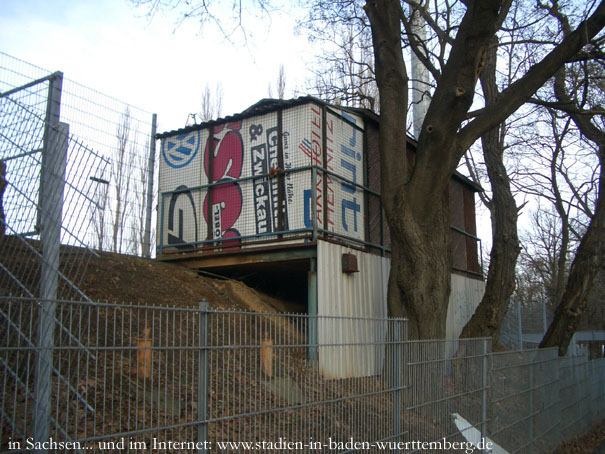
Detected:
left=162, top=130, right=201, bottom=168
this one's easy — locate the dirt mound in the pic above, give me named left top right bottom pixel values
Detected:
left=0, top=236, right=302, bottom=316
left=80, top=251, right=224, bottom=308
left=80, top=250, right=297, bottom=316
left=214, top=279, right=293, bottom=313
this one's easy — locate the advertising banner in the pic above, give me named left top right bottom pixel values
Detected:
left=158, top=102, right=365, bottom=251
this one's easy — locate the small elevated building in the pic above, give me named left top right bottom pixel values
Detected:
left=156, top=96, right=484, bottom=373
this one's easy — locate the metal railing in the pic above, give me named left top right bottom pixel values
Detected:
left=1, top=297, right=603, bottom=453
left=159, top=165, right=483, bottom=269
left=158, top=164, right=387, bottom=254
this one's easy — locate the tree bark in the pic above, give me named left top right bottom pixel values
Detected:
left=460, top=37, right=520, bottom=344
left=366, top=0, right=459, bottom=339
left=367, top=0, right=506, bottom=339
left=550, top=119, right=571, bottom=307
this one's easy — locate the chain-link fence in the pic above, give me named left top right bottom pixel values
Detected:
left=1, top=298, right=603, bottom=453
left=0, top=52, right=157, bottom=258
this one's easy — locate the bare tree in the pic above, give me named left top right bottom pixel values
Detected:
left=267, top=64, right=287, bottom=99
left=461, top=0, right=596, bottom=343
left=200, top=82, right=223, bottom=122
left=486, top=0, right=605, bottom=354
left=130, top=136, right=155, bottom=256
left=459, top=28, right=521, bottom=344
left=516, top=208, right=572, bottom=312
left=305, top=19, right=379, bottom=110
left=111, top=107, right=135, bottom=253
left=513, top=109, right=595, bottom=296
left=276, top=64, right=286, bottom=99
left=538, top=42, right=605, bottom=353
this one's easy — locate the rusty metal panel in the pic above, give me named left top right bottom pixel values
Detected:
left=463, top=188, right=480, bottom=272
left=449, top=178, right=465, bottom=229
left=316, top=240, right=389, bottom=378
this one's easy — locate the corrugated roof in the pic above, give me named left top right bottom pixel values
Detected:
left=155, top=95, right=379, bottom=139
left=157, top=96, right=321, bottom=139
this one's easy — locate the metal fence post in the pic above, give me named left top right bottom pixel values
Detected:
left=528, top=358, right=534, bottom=454
left=198, top=299, right=209, bottom=453
left=307, top=258, right=317, bottom=364
left=34, top=122, right=68, bottom=437
left=392, top=321, right=403, bottom=443
left=33, top=72, right=67, bottom=448
left=555, top=352, right=562, bottom=448
left=481, top=338, right=489, bottom=444
left=143, top=113, right=157, bottom=258
left=158, top=193, right=165, bottom=256
left=516, top=300, right=523, bottom=351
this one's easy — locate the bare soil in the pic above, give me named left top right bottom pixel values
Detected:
left=553, top=420, right=605, bottom=454
left=0, top=233, right=297, bottom=313
left=80, top=249, right=295, bottom=313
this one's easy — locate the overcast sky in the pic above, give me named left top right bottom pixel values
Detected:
left=0, top=1, right=497, bottom=249
left=0, top=0, right=318, bottom=132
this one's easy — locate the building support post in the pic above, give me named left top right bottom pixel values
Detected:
left=308, top=257, right=318, bottom=364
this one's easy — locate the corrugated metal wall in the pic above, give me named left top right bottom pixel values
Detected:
left=316, top=240, right=389, bottom=378
left=315, top=242, right=485, bottom=378
left=446, top=273, right=485, bottom=341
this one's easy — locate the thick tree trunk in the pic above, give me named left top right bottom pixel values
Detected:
left=459, top=134, right=519, bottom=343
left=540, top=66, right=605, bottom=355
left=366, top=0, right=501, bottom=339
left=387, top=198, right=452, bottom=339
left=460, top=37, right=520, bottom=344
left=459, top=179, right=519, bottom=341
left=540, top=156, right=604, bottom=355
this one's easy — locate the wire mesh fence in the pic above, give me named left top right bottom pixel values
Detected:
left=0, top=74, right=109, bottom=301
left=558, top=353, right=600, bottom=442
left=500, top=300, right=554, bottom=351
left=0, top=51, right=157, bottom=258
left=0, top=297, right=205, bottom=451
left=489, top=348, right=561, bottom=453
left=1, top=298, right=604, bottom=453
left=205, top=310, right=405, bottom=451
left=404, top=338, right=490, bottom=453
